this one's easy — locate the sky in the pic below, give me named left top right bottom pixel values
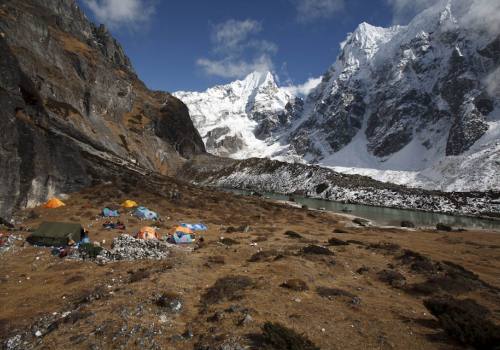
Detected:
left=76, top=0, right=437, bottom=92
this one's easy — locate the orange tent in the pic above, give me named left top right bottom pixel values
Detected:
left=171, top=226, right=193, bottom=235
left=43, top=198, right=65, bottom=209
left=136, top=226, right=160, bottom=240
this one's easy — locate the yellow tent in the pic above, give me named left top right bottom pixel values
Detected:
left=121, top=200, right=138, bottom=208
left=43, top=198, right=65, bottom=209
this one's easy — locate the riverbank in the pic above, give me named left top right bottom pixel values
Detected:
left=180, top=155, right=500, bottom=219
left=224, top=189, right=500, bottom=231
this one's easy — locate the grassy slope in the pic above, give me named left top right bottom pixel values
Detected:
left=0, top=179, right=499, bottom=349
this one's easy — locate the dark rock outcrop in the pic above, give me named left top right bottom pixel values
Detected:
left=0, top=0, right=205, bottom=218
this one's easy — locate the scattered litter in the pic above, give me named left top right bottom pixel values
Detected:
left=102, top=221, right=126, bottom=230
left=0, top=233, right=22, bottom=254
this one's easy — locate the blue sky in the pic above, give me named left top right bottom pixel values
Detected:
left=77, top=0, right=430, bottom=92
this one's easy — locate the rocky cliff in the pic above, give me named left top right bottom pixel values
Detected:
left=0, top=0, right=205, bottom=218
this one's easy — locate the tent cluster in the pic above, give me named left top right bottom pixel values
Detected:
left=31, top=196, right=208, bottom=261
left=101, top=201, right=159, bottom=221
left=132, top=224, right=208, bottom=244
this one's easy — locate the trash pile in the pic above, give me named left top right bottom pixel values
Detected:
left=98, top=234, right=171, bottom=262
left=0, top=233, right=22, bottom=254
left=102, top=221, right=126, bottom=230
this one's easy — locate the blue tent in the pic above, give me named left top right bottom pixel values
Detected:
left=171, top=231, right=194, bottom=244
left=133, top=206, right=158, bottom=220
left=181, top=223, right=207, bottom=231
left=102, top=207, right=120, bottom=217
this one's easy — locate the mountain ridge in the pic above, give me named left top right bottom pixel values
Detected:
left=174, top=0, right=500, bottom=192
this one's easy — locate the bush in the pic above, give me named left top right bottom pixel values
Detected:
left=328, top=237, right=349, bottom=246
left=424, top=296, right=500, bottom=349
left=261, top=322, right=320, bottom=350
left=78, top=243, right=103, bottom=259
left=284, top=231, right=303, bottom=239
left=377, top=270, right=406, bottom=288
left=201, top=275, right=253, bottom=305
left=280, top=279, right=309, bottom=292
left=301, top=245, right=334, bottom=256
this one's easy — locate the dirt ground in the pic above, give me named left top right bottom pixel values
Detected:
left=1, top=180, right=499, bottom=349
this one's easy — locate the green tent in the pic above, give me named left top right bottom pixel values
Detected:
left=28, top=222, right=84, bottom=246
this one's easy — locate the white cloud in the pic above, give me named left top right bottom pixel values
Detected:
left=197, top=55, right=274, bottom=79
left=387, top=0, right=500, bottom=29
left=212, top=19, right=262, bottom=53
left=283, top=76, right=322, bottom=96
left=295, top=0, right=344, bottom=23
left=385, top=0, right=437, bottom=24
left=197, top=19, right=277, bottom=79
left=83, top=0, right=155, bottom=29
left=484, top=67, right=500, bottom=97
left=460, top=0, right=500, bottom=35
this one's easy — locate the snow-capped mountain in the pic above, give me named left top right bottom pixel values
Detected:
left=175, top=0, right=500, bottom=192
left=174, top=71, right=295, bottom=159
left=291, top=0, right=500, bottom=191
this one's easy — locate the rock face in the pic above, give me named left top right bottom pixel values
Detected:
left=0, top=0, right=205, bottom=218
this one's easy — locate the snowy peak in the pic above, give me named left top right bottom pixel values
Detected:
left=173, top=71, right=293, bottom=158
left=240, top=70, right=275, bottom=90
left=342, top=22, right=401, bottom=58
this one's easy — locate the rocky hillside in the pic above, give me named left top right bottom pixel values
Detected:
left=181, top=155, right=500, bottom=218
left=174, top=0, right=500, bottom=192
left=0, top=0, right=205, bottom=218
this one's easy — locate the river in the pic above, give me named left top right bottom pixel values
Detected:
left=225, top=189, right=500, bottom=231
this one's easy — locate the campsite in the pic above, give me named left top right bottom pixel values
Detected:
left=1, top=178, right=500, bottom=349
left=1, top=0, right=500, bottom=349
